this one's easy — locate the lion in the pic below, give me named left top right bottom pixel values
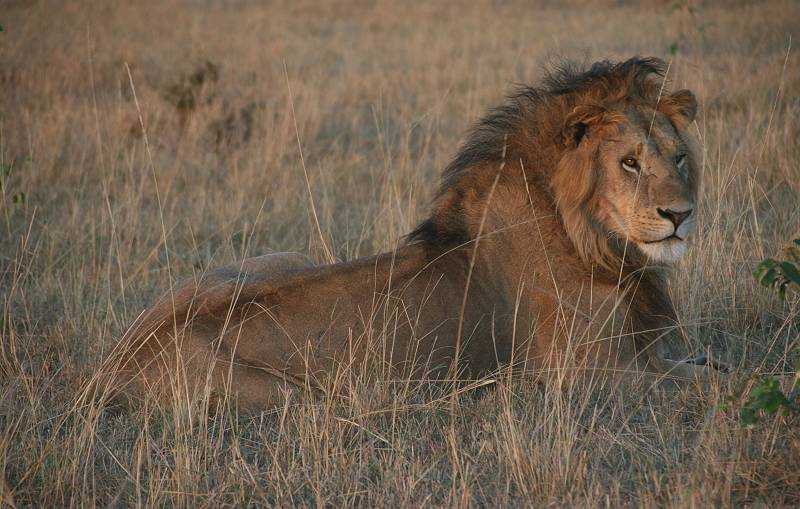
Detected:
left=99, top=57, right=726, bottom=411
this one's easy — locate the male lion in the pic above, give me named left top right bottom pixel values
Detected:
left=103, top=57, right=725, bottom=411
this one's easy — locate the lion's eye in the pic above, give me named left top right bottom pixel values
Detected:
left=675, top=153, right=686, bottom=168
left=621, top=157, right=639, bottom=173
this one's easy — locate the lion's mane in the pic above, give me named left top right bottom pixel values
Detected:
left=408, top=57, right=699, bottom=272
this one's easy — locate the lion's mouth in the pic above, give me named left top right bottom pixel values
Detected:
left=642, top=234, right=684, bottom=244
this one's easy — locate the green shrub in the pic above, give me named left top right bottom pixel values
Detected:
left=753, top=239, right=800, bottom=300
left=741, top=239, right=800, bottom=424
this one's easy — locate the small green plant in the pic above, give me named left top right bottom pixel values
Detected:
left=740, top=359, right=800, bottom=425
left=741, top=241, right=800, bottom=424
left=753, top=239, right=800, bottom=300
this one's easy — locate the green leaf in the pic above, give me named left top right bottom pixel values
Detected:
left=12, top=191, right=24, bottom=204
left=669, top=42, right=679, bottom=56
left=761, top=391, right=787, bottom=412
left=779, top=261, right=800, bottom=286
left=740, top=406, right=758, bottom=425
left=748, top=379, right=772, bottom=398
left=759, top=267, right=778, bottom=287
left=746, top=378, right=789, bottom=414
left=753, top=258, right=776, bottom=280
left=793, top=239, right=800, bottom=247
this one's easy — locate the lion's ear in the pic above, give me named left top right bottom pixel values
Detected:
left=658, top=89, right=697, bottom=130
left=563, top=104, right=607, bottom=148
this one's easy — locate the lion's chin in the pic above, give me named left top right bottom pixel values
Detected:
left=635, top=238, right=688, bottom=264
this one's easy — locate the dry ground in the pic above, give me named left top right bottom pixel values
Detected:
left=1, top=0, right=799, bottom=507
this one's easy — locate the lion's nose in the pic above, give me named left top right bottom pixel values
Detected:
left=657, top=208, right=692, bottom=228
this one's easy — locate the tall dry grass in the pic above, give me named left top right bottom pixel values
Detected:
left=1, top=0, right=799, bottom=506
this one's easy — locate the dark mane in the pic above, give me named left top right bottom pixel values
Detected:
left=407, top=56, right=669, bottom=247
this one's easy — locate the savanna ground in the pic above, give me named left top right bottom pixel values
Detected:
left=1, top=0, right=799, bottom=507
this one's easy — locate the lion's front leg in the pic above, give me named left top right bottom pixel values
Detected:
left=647, top=354, right=730, bottom=384
left=683, top=354, right=730, bottom=373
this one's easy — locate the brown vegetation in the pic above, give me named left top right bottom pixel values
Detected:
left=1, top=1, right=799, bottom=507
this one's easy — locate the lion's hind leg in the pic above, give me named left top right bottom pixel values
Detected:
left=209, top=360, right=308, bottom=413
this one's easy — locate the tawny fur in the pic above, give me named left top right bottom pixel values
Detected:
left=101, top=57, right=723, bottom=411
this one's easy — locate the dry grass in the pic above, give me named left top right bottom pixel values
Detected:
left=1, top=0, right=799, bottom=507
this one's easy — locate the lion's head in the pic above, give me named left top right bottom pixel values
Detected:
left=554, top=78, right=699, bottom=266
left=411, top=57, right=701, bottom=271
